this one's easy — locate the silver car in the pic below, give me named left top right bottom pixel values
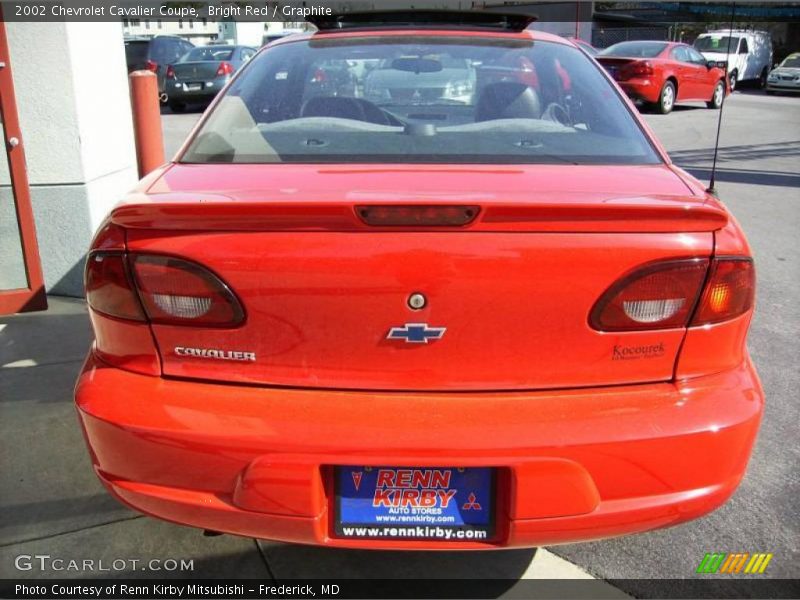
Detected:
left=766, top=53, right=800, bottom=94
left=363, top=56, right=476, bottom=106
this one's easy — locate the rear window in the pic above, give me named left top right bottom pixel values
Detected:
left=182, top=47, right=235, bottom=62
left=599, top=41, right=668, bottom=58
left=181, top=36, right=660, bottom=165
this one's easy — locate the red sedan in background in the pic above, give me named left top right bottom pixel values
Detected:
left=598, top=40, right=728, bottom=114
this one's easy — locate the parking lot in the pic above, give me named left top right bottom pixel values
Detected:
left=1, top=89, right=797, bottom=591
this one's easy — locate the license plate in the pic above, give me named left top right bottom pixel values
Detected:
left=334, top=466, right=494, bottom=541
left=184, top=83, right=202, bottom=91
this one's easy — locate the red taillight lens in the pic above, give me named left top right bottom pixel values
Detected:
left=590, top=259, right=709, bottom=331
left=691, top=258, right=755, bottom=326
left=145, top=59, right=158, bottom=73
left=131, top=255, right=244, bottom=327
left=85, top=252, right=145, bottom=321
left=312, top=67, right=327, bottom=83
left=165, top=65, right=176, bottom=79
left=216, top=61, right=234, bottom=77
left=357, top=205, right=479, bottom=227
left=622, top=61, right=654, bottom=79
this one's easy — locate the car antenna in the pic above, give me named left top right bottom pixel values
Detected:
left=706, top=2, right=736, bottom=196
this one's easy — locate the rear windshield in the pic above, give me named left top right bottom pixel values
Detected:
left=182, top=47, right=235, bottom=62
left=599, top=41, right=668, bottom=58
left=181, top=36, right=660, bottom=165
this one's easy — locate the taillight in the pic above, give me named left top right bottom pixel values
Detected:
left=85, top=252, right=145, bottom=322
left=590, top=259, right=709, bottom=331
left=357, top=205, right=479, bottom=227
left=312, top=67, right=327, bottom=83
left=165, top=65, right=176, bottom=79
left=145, top=59, right=158, bottom=73
left=216, top=61, right=234, bottom=77
left=624, top=61, right=654, bottom=78
left=131, top=255, right=244, bottom=327
left=691, top=258, right=754, bottom=326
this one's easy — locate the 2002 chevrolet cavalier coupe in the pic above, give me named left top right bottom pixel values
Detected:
left=75, top=11, right=763, bottom=549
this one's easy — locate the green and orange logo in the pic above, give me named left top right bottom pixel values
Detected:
left=697, top=552, right=773, bottom=574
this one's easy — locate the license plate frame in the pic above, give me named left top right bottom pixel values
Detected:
left=184, top=83, right=202, bottom=92
left=333, top=466, right=495, bottom=542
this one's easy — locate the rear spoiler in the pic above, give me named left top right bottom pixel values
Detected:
left=111, top=198, right=728, bottom=233
left=307, top=10, right=537, bottom=34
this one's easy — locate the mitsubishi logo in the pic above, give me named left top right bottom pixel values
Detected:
left=462, top=492, right=482, bottom=511
left=386, top=323, right=446, bottom=344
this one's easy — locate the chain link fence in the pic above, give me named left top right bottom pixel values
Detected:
left=592, top=27, right=670, bottom=49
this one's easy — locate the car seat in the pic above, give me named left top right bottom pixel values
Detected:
left=475, top=82, right=542, bottom=121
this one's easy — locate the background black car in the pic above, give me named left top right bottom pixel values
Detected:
left=124, top=35, right=195, bottom=99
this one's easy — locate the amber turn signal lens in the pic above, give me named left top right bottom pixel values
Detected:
left=691, top=258, right=755, bottom=326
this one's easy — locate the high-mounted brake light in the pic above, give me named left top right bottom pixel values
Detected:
left=85, top=253, right=146, bottom=322
left=357, top=205, right=479, bottom=227
left=590, top=259, right=709, bottom=331
left=691, top=258, right=754, bottom=326
left=131, top=255, right=244, bottom=327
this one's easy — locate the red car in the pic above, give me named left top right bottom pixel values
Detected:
left=75, top=11, right=762, bottom=549
left=597, top=40, right=728, bottom=114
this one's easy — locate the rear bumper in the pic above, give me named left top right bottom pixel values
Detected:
left=617, top=80, right=661, bottom=103
left=75, top=353, right=763, bottom=549
left=166, top=81, right=223, bottom=103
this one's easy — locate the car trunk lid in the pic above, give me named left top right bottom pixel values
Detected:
left=171, top=61, right=222, bottom=81
left=119, top=164, right=721, bottom=391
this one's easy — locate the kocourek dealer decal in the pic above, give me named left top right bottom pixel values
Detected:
left=334, top=466, right=494, bottom=541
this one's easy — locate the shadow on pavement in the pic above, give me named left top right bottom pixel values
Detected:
left=0, top=296, right=91, bottom=369
left=683, top=166, right=800, bottom=188
left=258, top=540, right=535, bottom=580
left=669, top=140, right=800, bottom=164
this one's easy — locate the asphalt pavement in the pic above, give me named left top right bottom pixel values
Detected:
left=0, top=90, right=797, bottom=591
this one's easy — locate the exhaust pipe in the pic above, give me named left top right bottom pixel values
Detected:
left=159, top=93, right=169, bottom=104
left=203, top=529, right=223, bottom=537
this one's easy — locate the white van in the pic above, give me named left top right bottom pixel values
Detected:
left=694, top=30, right=773, bottom=90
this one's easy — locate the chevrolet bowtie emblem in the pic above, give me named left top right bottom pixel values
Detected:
left=386, top=323, right=446, bottom=344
